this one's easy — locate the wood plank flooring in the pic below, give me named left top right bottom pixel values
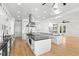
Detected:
left=10, top=37, right=33, bottom=56
left=10, top=36, right=79, bottom=56
left=42, top=36, right=79, bottom=56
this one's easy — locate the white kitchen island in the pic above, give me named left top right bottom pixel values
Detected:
left=27, top=33, right=51, bottom=56
left=33, top=38, right=51, bottom=56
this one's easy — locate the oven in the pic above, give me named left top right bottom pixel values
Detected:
left=29, top=37, right=32, bottom=45
left=27, top=34, right=34, bottom=45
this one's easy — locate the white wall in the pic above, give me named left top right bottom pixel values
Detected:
left=62, top=12, right=79, bottom=36
left=36, top=18, right=59, bottom=33
left=0, top=6, right=15, bottom=36
left=8, top=18, right=15, bottom=35
left=66, top=22, right=79, bottom=36
left=37, top=20, right=48, bottom=33
left=14, top=20, right=22, bottom=37
left=0, top=6, right=7, bottom=29
left=37, top=9, right=79, bottom=36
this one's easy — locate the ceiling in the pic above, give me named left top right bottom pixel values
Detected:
left=3, top=3, right=79, bottom=21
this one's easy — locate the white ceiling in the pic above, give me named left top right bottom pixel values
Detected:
left=3, top=3, right=79, bottom=21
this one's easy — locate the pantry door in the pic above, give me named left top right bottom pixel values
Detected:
left=14, top=20, right=22, bottom=37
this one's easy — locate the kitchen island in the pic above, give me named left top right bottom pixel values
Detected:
left=27, top=33, right=51, bottom=56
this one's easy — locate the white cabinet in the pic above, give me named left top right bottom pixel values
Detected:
left=0, top=6, right=7, bottom=27
left=33, top=39, right=51, bottom=56
left=22, top=19, right=28, bottom=40
left=52, top=35, right=63, bottom=45
left=49, top=23, right=66, bottom=35
left=49, top=23, right=66, bottom=45
left=0, top=29, right=3, bottom=43
left=0, top=30, right=3, bottom=56
left=9, top=19, right=15, bottom=35
left=22, top=34, right=27, bottom=40
left=0, top=50, right=2, bottom=56
left=7, top=40, right=10, bottom=56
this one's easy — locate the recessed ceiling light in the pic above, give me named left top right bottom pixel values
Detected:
left=50, top=13, right=53, bottom=15
left=54, top=9, right=62, bottom=14
left=35, top=8, right=38, bottom=11
left=0, top=12, right=4, bottom=15
left=18, top=16, right=20, bottom=17
left=38, top=19, right=40, bottom=20
left=43, top=11, right=47, bottom=13
left=55, top=15, right=62, bottom=19
left=52, top=8, right=62, bottom=15
left=17, top=3, right=21, bottom=5
left=43, top=17, right=45, bottom=19
left=53, top=3, right=59, bottom=9
left=17, top=11, right=21, bottom=13
left=37, top=16, right=40, bottom=18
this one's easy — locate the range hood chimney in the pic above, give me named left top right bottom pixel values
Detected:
left=26, top=13, right=35, bottom=27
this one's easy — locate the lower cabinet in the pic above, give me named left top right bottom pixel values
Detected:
left=7, top=40, right=10, bottom=56
left=2, top=44, right=7, bottom=56
left=0, top=46, right=7, bottom=56
left=0, top=40, right=11, bottom=56
left=33, top=39, right=51, bottom=56
left=22, top=34, right=27, bottom=41
left=0, top=50, right=2, bottom=56
left=52, top=35, right=63, bottom=45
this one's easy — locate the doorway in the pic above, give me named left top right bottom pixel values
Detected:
left=14, top=20, right=22, bottom=37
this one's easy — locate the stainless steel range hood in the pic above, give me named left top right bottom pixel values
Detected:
left=26, top=22, right=35, bottom=27
left=26, top=13, right=36, bottom=27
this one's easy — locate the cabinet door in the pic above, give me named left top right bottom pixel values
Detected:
left=7, top=40, right=10, bottom=56
left=0, top=50, right=2, bottom=56
left=0, top=30, right=3, bottom=43
left=52, top=36, right=62, bottom=45
left=22, top=19, right=28, bottom=34
left=52, top=24, right=58, bottom=35
left=2, top=44, right=7, bottom=56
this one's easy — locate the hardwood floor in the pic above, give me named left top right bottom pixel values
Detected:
left=10, top=36, right=79, bottom=56
left=10, top=37, right=33, bottom=56
left=42, top=36, right=79, bottom=56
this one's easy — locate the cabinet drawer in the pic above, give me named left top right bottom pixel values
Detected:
left=52, top=36, right=62, bottom=44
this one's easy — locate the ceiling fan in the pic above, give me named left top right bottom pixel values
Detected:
left=42, top=3, right=67, bottom=7
left=42, top=3, right=46, bottom=5
left=63, top=3, right=66, bottom=6
left=61, top=20, right=70, bottom=23
left=42, top=3, right=55, bottom=7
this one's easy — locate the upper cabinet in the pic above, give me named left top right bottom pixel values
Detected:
left=48, top=23, right=66, bottom=35
left=0, top=3, right=15, bottom=35
left=0, top=5, right=7, bottom=27
left=22, top=19, right=29, bottom=34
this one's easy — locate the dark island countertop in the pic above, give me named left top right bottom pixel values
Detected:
left=27, top=33, right=51, bottom=41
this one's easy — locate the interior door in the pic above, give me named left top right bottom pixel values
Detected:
left=14, top=20, right=22, bottom=37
